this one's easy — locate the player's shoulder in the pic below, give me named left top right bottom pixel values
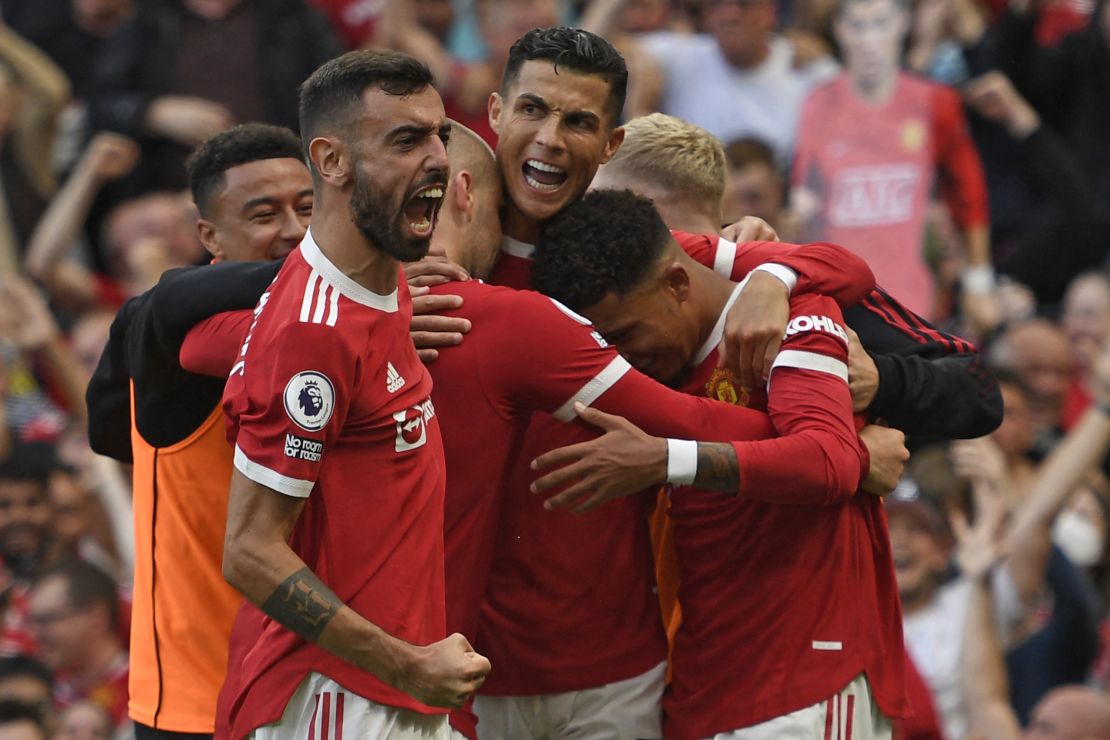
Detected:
left=427, top=278, right=520, bottom=320
left=672, top=230, right=717, bottom=258
left=429, top=279, right=566, bottom=314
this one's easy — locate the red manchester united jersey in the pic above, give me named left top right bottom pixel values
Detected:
left=220, top=230, right=447, bottom=739
left=476, top=233, right=876, bottom=696
left=665, top=287, right=908, bottom=739
left=792, top=73, right=989, bottom=318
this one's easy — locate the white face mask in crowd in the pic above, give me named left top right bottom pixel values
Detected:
left=1052, top=509, right=1106, bottom=568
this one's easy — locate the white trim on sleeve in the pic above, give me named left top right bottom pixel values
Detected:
left=712, top=237, right=738, bottom=277
left=770, top=349, right=849, bottom=382
left=552, top=356, right=633, bottom=422
left=666, top=439, right=698, bottom=485
left=234, top=445, right=315, bottom=498
left=751, top=263, right=798, bottom=294
left=546, top=297, right=592, bottom=326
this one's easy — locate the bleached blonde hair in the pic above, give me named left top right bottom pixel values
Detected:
left=602, top=113, right=726, bottom=208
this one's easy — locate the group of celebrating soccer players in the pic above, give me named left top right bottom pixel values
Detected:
left=87, top=23, right=1002, bottom=740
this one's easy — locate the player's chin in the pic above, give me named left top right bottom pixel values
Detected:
left=393, top=237, right=432, bottom=263
left=513, top=185, right=572, bottom=222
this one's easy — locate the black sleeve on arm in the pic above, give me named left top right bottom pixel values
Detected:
left=869, top=352, right=1002, bottom=440
left=146, top=261, right=281, bottom=353
left=86, top=297, right=142, bottom=462
left=845, top=290, right=1003, bottom=442
left=121, top=261, right=281, bottom=449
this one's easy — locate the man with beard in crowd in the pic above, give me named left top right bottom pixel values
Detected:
left=0, top=443, right=60, bottom=658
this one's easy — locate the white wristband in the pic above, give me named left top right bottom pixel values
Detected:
left=666, top=439, right=698, bottom=485
left=752, top=263, right=798, bottom=295
left=961, top=265, right=996, bottom=294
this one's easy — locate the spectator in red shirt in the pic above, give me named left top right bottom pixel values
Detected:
left=792, top=0, right=991, bottom=325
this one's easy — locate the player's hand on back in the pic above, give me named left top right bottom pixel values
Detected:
left=529, top=403, right=668, bottom=514
left=404, top=254, right=469, bottom=288
left=846, top=327, right=879, bottom=413
left=718, top=271, right=789, bottom=392
left=395, top=633, right=491, bottom=709
left=405, top=256, right=471, bottom=362
left=720, top=216, right=779, bottom=245
left=859, top=425, right=909, bottom=496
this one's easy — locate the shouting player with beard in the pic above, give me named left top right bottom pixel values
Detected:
left=216, top=51, right=490, bottom=739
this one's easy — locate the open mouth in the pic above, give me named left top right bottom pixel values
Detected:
left=403, top=185, right=445, bottom=236
left=892, top=554, right=913, bottom=571
left=522, top=159, right=567, bottom=192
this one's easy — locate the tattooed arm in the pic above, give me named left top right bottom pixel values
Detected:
left=693, top=426, right=906, bottom=496
left=692, top=443, right=740, bottom=493
left=222, top=470, right=490, bottom=707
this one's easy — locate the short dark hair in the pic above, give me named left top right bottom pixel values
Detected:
left=0, top=443, right=58, bottom=488
left=724, top=136, right=776, bottom=171
left=0, top=656, right=52, bottom=692
left=532, top=189, right=671, bottom=311
left=298, top=50, right=434, bottom=171
left=186, top=124, right=305, bottom=217
left=502, top=27, right=628, bottom=123
left=37, top=560, right=120, bottom=632
left=0, top=699, right=46, bottom=736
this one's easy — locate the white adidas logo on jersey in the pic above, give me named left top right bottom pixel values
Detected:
left=386, top=362, right=405, bottom=393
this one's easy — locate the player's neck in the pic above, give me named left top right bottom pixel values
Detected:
left=658, top=203, right=721, bottom=235
left=851, top=71, right=898, bottom=105
left=688, top=258, right=740, bottom=349
left=501, top=201, right=541, bottom=246
left=310, top=213, right=400, bottom=295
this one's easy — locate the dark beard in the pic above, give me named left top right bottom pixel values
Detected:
left=350, top=169, right=431, bottom=262
left=0, top=531, right=46, bottom=582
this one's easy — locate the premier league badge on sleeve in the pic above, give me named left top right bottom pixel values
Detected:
left=283, top=371, right=335, bottom=432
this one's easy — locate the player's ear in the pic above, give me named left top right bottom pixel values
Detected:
left=308, top=136, right=349, bottom=188
left=599, top=125, right=625, bottom=166
left=488, top=92, right=504, bottom=137
left=661, top=262, right=691, bottom=303
left=197, top=219, right=223, bottom=262
left=453, top=170, right=475, bottom=222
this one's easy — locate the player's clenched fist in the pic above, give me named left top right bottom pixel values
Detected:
left=394, top=633, right=491, bottom=709
left=858, top=424, right=909, bottom=496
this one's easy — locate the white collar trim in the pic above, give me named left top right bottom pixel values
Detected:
left=501, top=235, right=535, bottom=260
left=299, top=228, right=399, bottom=313
left=692, top=277, right=749, bottom=366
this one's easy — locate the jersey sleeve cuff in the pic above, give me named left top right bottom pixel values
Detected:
left=234, top=445, right=315, bottom=498
left=553, top=355, right=633, bottom=422
left=751, top=263, right=798, bottom=294
left=771, top=350, right=848, bottom=382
